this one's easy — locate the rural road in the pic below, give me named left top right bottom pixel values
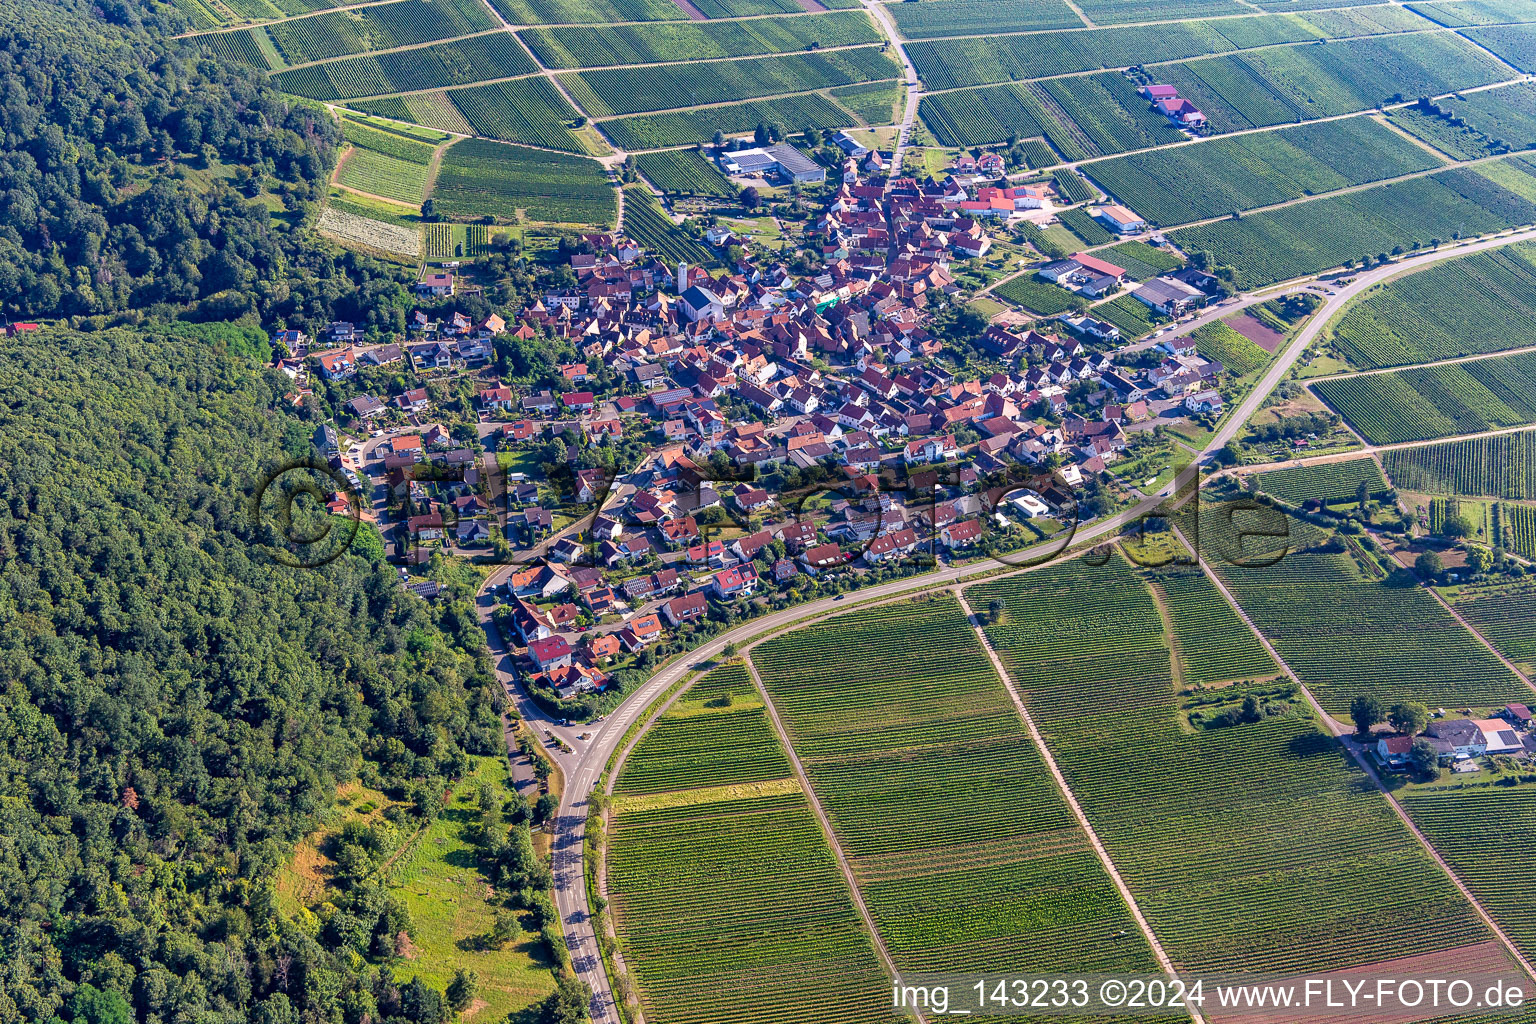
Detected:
left=479, top=222, right=1536, bottom=1022
left=863, top=0, right=920, bottom=176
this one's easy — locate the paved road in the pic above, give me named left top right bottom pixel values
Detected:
left=482, top=223, right=1536, bottom=1022
left=864, top=0, right=920, bottom=176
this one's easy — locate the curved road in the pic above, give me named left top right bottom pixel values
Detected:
left=475, top=222, right=1536, bottom=1024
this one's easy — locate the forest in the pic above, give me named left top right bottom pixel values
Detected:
left=0, top=326, right=510, bottom=1023
left=0, top=0, right=414, bottom=330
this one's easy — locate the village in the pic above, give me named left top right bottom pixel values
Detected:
left=282, top=145, right=1243, bottom=717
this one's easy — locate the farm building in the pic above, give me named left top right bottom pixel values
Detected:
left=1094, top=205, right=1147, bottom=234
left=1135, top=275, right=1207, bottom=315
left=718, top=144, right=826, bottom=184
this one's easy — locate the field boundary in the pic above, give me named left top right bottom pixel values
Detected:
left=952, top=591, right=1203, bottom=1023
left=739, top=652, right=924, bottom=1024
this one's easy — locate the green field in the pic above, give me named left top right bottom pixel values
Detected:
left=606, top=665, right=900, bottom=1024
left=753, top=596, right=1164, bottom=979
left=271, top=33, right=540, bottom=100
left=1330, top=240, right=1536, bottom=369
left=968, top=554, right=1494, bottom=975
left=447, top=77, right=584, bottom=151
left=1199, top=504, right=1525, bottom=711
left=1381, top=431, right=1536, bottom=498
left=1314, top=349, right=1536, bottom=445
left=889, top=0, right=1084, bottom=39
left=562, top=46, right=900, bottom=118
left=1086, top=117, right=1443, bottom=228
left=1057, top=206, right=1115, bottom=246
left=620, top=187, right=717, bottom=266
left=335, top=119, right=438, bottom=204
left=1251, top=458, right=1390, bottom=505
left=1172, top=161, right=1536, bottom=290
left=1076, top=0, right=1250, bottom=24
left=635, top=149, right=735, bottom=196
left=519, top=11, right=880, bottom=68
left=600, top=94, right=853, bottom=149
left=385, top=756, right=556, bottom=1019
left=432, top=138, right=615, bottom=225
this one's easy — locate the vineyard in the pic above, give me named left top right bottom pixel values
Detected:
left=599, top=95, right=850, bottom=150
left=1171, top=163, right=1536, bottom=290
left=1076, top=0, right=1249, bottom=23
left=1251, top=458, right=1389, bottom=505
left=197, top=28, right=278, bottom=70
left=620, top=187, right=716, bottom=267
left=259, top=0, right=495, bottom=65
left=518, top=11, right=880, bottom=68
left=1313, top=349, right=1536, bottom=445
left=354, top=90, right=476, bottom=134
left=1085, top=117, right=1441, bottom=228
left=828, top=81, right=902, bottom=126
left=1451, top=580, right=1536, bottom=672
left=1382, top=431, right=1536, bottom=498
left=1099, top=241, right=1181, bottom=281
left=488, top=0, right=685, bottom=24
left=752, top=596, right=1163, bottom=978
left=1328, top=240, right=1536, bottom=369
left=1500, top=502, right=1536, bottom=558
left=921, top=71, right=1183, bottom=156
left=423, top=222, right=489, bottom=259
left=1057, top=207, right=1114, bottom=246
left=271, top=33, right=539, bottom=100
left=906, top=15, right=1321, bottom=91
left=1199, top=503, right=1525, bottom=712
left=1401, top=787, right=1536, bottom=961
left=993, top=274, right=1081, bottom=315
left=561, top=46, right=900, bottom=118
left=447, top=77, right=582, bottom=151
left=1184, top=320, right=1268, bottom=376
left=967, top=554, right=1491, bottom=976
left=605, top=665, right=900, bottom=1024
left=335, top=119, right=439, bottom=205
left=634, top=150, right=735, bottom=197
left=431, top=139, right=615, bottom=225
left=1467, top=22, right=1536, bottom=72
left=888, top=0, right=1083, bottom=39
left=1095, top=293, right=1160, bottom=337
left=1051, top=168, right=1096, bottom=203
left=1151, top=33, right=1510, bottom=136
left=1390, top=82, right=1536, bottom=161
left=1410, top=0, right=1536, bottom=27
left=1148, top=566, right=1278, bottom=684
